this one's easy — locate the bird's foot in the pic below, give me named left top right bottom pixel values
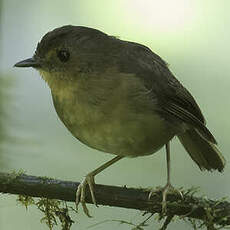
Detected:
left=148, top=183, right=183, bottom=214
left=160, top=183, right=183, bottom=213
left=76, top=174, right=97, bottom=217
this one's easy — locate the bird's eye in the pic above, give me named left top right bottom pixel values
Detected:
left=57, top=49, right=70, bottom=62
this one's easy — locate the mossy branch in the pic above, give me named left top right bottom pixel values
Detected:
left=0, top=172, right=229, bottom=228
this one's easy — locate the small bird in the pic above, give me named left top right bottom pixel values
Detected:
left=15, top=25, right=225, bottom=217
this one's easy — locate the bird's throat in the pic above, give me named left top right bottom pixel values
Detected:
left=38, top=69, right=77, bottom=95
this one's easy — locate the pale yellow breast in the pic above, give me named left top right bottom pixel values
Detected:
left=39, top=69, right=176, bottom=157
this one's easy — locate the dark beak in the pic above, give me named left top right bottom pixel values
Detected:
left=14, top=58, right=41, bottom=68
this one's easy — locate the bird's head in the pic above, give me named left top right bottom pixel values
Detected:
left=14, top=25, right=112, bottom=87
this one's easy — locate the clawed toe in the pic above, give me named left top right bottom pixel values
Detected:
left=75, top=156, right=123, bottom=217
left=76, top=174, right=97, bottom=217
left=148, top=184, right=183, bottom=213
left=148, top=143, right=183, bottom=214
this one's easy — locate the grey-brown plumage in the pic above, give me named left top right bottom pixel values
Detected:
left=14, top=25, right=225, bottom=216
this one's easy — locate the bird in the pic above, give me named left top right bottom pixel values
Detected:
left=14, top=25, right=225, bottom=217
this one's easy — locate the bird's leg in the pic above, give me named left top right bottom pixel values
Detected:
left=161, top=142, right=173, bottom=211
left=76, top=155, right=123, bottom=217
left=149, top=142, right=183, bottom=213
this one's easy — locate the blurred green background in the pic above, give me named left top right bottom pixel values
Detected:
left=0, top=0, right=229, bottom=229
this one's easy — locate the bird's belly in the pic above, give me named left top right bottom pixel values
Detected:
left=60, top=108, right=175, bottom=157
left=83, top=117, right=174, bottom=157
left=52, top=87, right=176, bottom=157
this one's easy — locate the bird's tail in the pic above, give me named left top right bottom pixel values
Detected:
left=178, top=129, right=226, bottom=172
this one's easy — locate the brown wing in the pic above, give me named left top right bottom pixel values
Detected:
left=116, top=39, right=217, bottom=144
left=156, top=68, right=217, bottom=144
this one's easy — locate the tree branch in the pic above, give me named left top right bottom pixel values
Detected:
left=0, top=172, right=229, bottom=227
